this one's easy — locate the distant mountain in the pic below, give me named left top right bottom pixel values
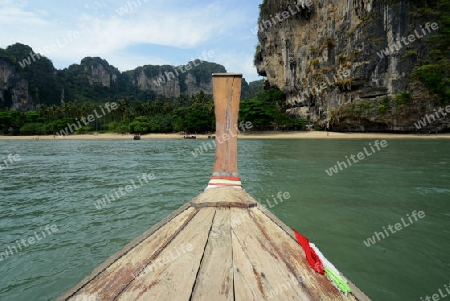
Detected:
left=0, top=43, right=261, bottom=111
left=0, top=43, right=61, bottom=110
left=241, top=79, right=264, bottom=100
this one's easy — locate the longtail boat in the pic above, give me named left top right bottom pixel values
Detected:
left=58, top=73, right=370, bottom=301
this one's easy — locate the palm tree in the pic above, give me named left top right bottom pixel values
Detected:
left=39, top=104, right=48, bottom=122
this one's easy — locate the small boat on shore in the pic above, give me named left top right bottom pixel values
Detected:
left=133, top=134, right=141, bottom=140
left=183, top=135, right=196, bottom=139
left=58, top=74, right=369, bottom=301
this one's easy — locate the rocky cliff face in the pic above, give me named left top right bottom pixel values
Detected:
left=131, top=67, right=181, bottom=98
left=185, top=72, right=215, bottom=96
left=0, top=43, right=228, bottom=110
left=83, top=58, right=118, bottom=87
left=255, top=0, right=449, bottom=132
left=0, top=60, right=33, bottom=110
left=126, top=61, right=225, bottom=98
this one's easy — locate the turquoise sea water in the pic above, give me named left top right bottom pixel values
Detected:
left=0, top=138, right=449, bottom=300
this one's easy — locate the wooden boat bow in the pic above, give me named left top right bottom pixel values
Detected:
left=58, top=74, right=370, bottom=301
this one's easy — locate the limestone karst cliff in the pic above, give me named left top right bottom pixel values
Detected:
left=125, top=61, right=226, bottom=99
left=0, top=44, right=61, bottom=110
left=255, top=0, right=450, bottom=132
left=0, top=43, right=228, bottom=110
left=0, top=59, right=32, bottom=110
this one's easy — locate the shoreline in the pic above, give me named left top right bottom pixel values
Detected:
left=1, top=131, right=450, bottom=140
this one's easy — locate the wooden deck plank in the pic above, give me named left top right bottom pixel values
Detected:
left=256, top=203, right=299, bottom=240
left=117, top=207, right=216, bottom=301
left=191, top=208, right=233, bottom=301
left=250, top=207, right=357, bottom=300
left=229, top=208, right=311, bottom=301
left=232, top=225, right=267, bottom=301
left=190, top=187, right=257, bottom=208
left=67, top=206, right=198, bottom=300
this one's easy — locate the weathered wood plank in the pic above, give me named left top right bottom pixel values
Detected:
left=60, top=203, right=195, bottom=301
left=230, top=208, right=310, bottom=301
left=257, top=203, right=298, bottom=239
left=67, top=206, right=198, bottom=301
left=191, top=208, right=233, bottom=301
left=250, top=207, right=357, bottom=300
left=232, top=224, right=267, bottom=300
left=117, top=207, right=216, bottom=301
left=190, top=187, right=257, bottom=208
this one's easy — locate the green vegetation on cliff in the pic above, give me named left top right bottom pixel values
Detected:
left=411, top=0, right=450, bottom=103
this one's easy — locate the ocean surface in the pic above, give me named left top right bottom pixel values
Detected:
left=0, top=138, right=449, bottom=301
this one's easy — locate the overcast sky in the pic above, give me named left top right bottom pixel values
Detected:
left=0, top=0, right=264, bottom=82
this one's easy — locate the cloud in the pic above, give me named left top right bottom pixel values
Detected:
left=0, top=1, right=56, bottom=48
left=0, top=0, right=261, bottom=81
left=215, top=52, right=260, bottom=82
left=98, top=52, right=169, bottom=72
left=76, top=2, right=245, bottom=51
left=0, top=1, right=47, bottom=25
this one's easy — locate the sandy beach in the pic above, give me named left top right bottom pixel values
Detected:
left=1, top=131, right=449, bottom=140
